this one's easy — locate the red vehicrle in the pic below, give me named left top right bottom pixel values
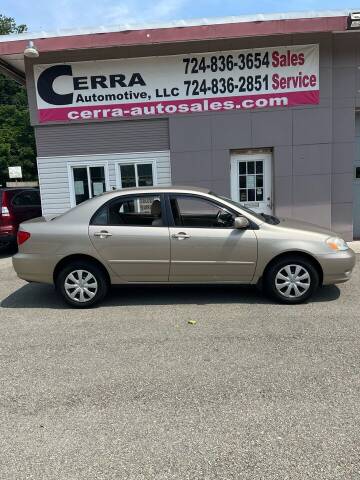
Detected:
left=0, top=188, right=42, bottom=250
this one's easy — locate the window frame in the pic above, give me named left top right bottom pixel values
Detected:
left=90, top=193, right=169, bottom=228
left=67, top=161, right=110, bottom=207
left=165, top=193, right=243, bottom=230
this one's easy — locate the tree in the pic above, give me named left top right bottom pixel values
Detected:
left=0, top=14, right=26, bottom=35
left=0, top=14, right=36, bottom=187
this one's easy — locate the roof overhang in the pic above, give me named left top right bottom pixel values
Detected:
left=0, top=9, right=352, bottom=81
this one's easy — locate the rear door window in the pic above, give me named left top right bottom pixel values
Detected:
left=91, top=195, right=165, bottom=227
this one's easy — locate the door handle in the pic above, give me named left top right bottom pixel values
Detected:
left=94, top=230, right=112, bottom=239
left=172, top=232, right=190, bottom=240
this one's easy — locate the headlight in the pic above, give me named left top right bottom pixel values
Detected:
left=326, top=237, right=349, bottom=252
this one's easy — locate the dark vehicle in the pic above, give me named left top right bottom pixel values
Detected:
left=0, top=188, right=42, bottom=250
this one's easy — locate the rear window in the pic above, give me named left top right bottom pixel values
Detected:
left=11, top=190, right=41, bottom=207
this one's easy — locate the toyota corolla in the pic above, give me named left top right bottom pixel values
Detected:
left=12, top=186, right=355, bottom=308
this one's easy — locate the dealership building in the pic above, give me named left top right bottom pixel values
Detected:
left=0, top=10, right=360, bottom=239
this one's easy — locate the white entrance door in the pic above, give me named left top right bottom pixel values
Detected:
left=230, top=152, right=273, bottom=215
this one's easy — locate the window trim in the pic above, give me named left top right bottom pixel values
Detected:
left=165, top=193, right=244, bottom=230
left=67, top=161, right=110, bottom=208
left=90, top=193, right=169, bottom=228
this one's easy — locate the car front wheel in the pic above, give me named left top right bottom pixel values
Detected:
left=56, top=261, right=109, bottom=308
left=265, top=256, right=319, bottom=304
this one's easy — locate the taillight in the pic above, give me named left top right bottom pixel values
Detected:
left=1, top=206, right=10, bottom=216
left=17, top=231, right=31, bottom=246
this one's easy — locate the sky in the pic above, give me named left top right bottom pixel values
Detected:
left=0, top=0, right=358, bottom=33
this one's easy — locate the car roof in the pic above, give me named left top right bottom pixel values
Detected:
left=100, top=185, right=211, bottom=197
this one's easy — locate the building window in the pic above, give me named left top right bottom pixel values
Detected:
left=72, top=165, right=107, bottom=205
left=118, top=162, right=154, bottom=189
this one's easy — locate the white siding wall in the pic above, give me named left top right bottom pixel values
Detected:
left=37, top=151, right=171, bottom=216
left=37, top=158, right=72, bottom=216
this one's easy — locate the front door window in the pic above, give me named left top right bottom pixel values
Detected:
left=170, top=195, right=235, bottom=228
left=72, top=166, right=106, bottom=205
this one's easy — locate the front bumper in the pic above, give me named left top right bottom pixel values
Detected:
left=317, top=248, right=356, bottom=285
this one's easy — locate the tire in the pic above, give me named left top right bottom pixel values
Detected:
left=56, top=260, right=109, bottom=308
left=264, top=255, right=319, bottom=304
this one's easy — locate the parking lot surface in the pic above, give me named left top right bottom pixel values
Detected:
left=1, top=253, right=360, bottom=480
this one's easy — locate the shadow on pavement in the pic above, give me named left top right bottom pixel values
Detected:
left=1, top=282, right=341, bottom=310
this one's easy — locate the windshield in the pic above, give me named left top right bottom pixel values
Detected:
left=211, top=193, right=280, bottom=225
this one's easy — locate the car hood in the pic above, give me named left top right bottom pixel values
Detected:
left=274, top=218, right=337, bottom=238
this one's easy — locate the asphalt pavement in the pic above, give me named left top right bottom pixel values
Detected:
left=0, top=252, right=360, bottom=479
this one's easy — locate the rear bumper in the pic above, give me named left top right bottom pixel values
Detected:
left=0, top=226, right=16, bottom=246
left=12, top=253, right=56, bottom=284
left=317, top=249, right=356, bottom=285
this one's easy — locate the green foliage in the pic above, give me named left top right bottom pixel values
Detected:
left=0, top=14, right=36, bottom=186
left=0, top=14, right=26, bottom=35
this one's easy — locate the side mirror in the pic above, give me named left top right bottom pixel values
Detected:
left=234, top=216, right=250, bottom=229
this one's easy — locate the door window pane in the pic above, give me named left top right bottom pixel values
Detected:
left=171, top=196, right=234, bottom=228
left=239, top=175, right=246, bottom=188
left=240, top=189, right=247, bottom=202
left=239, top=162, right=246, bottom=175
left=246, top=175, right=256, bottom=189
left=256, top=161, right=263, bottom=174
left=236, top=159, right=265, bottom=205
left=73, top=167, right=89, bottom=205
left=120, top=165, right=136, bottom=188
left=247, top=162, right=255, bottom=174
left=256, top=188, right=264, bottom=201
left=248, top=189, right=255, bottom=201
left=90, top=166, right=106, bottom=197
left=137, top=164, right=153, bottom=187
left=107, top=195, right=163, bottom=226
left=256, top=176, right=263, bottom=188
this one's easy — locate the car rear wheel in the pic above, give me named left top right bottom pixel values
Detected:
left=56, top=261, right=108, bottom=308
left=265, top=256, right=319, bottom=304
